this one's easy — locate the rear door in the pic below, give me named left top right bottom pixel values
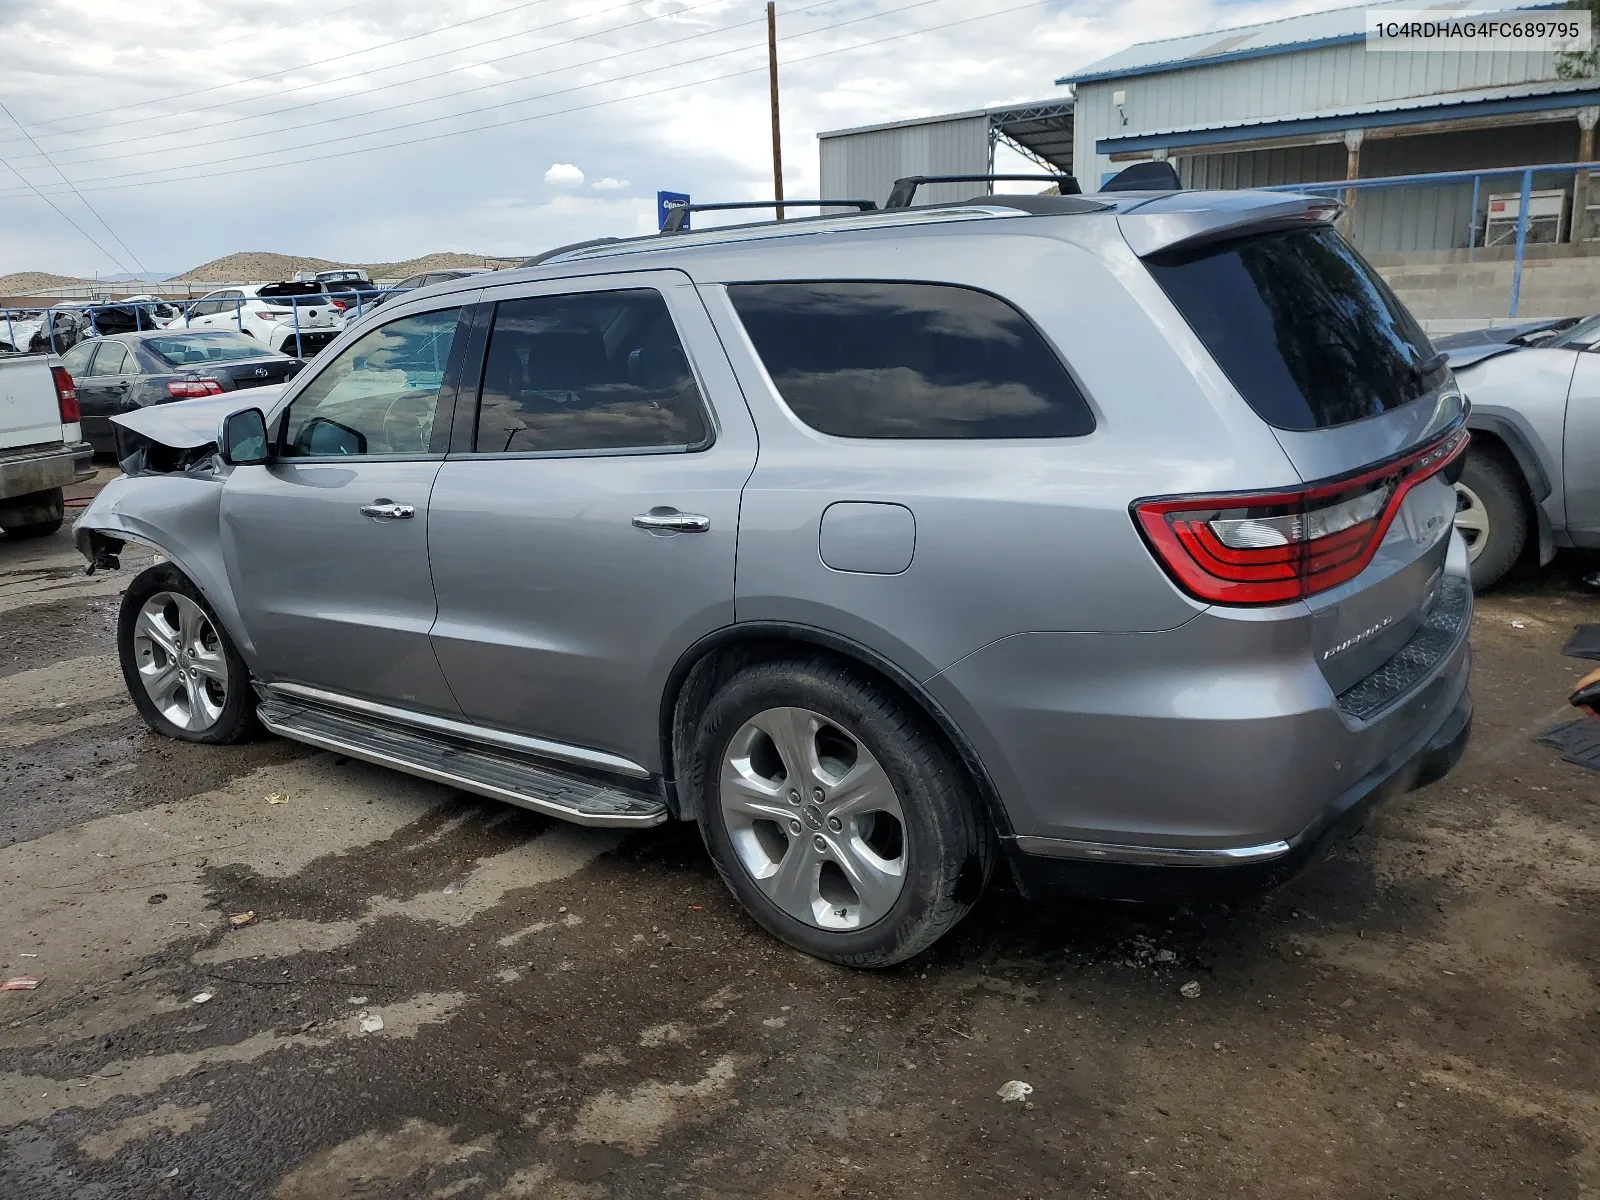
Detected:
left=219, top=301, right=477, bottom=713
left=75, top=341, right=136, bottom=452
left=425, top=271, right=757, bottom=770
left=1141, top=222, right=1466, bottom=692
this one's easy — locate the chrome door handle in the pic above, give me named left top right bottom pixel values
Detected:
left=632, top=508, right=710, bottom=534
left=360, top=500, right=415, bottom=520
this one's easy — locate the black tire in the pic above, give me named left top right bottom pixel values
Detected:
left=689, top=657, right=992, bottom=968
left=1457, top=450, right=1527, bottom=591
left=0, top=487, right=64, bottom=539
left=118, top=564, right=260, bottom=744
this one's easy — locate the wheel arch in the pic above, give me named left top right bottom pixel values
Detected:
left=659, top=622, right=1014, bottom=842
left=1463, top=415, right=1554, bottom=566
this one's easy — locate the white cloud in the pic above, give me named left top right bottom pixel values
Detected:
left=0, top=0, right=1331, bottom=279
left=543, top=163, right=585, bottom=187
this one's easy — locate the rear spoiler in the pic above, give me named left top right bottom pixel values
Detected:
left=1117, top=191, right=1345, bottom=258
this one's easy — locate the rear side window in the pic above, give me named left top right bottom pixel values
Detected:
left=1144, top=225, right=1440, bottom=431
left=474, top=288, right=708, bottom=454
left=726, top=281, right=1094, bottom=439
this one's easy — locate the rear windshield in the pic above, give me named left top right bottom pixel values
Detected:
left=148, top=332, right=282, bottom=365
left=258, top=292, right=335, bottom=308
left=1144, top=225, right=1441, bottom=431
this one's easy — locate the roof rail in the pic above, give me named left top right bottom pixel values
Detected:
left=1100, top=161, right=1181, bottom=192
left=885, top=173, right=1080, bottom=209
left=521, top=237, right=624, bottom=266
left=661, top=199, right=876, bottom=234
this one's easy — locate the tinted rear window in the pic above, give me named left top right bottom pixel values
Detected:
left=727, top=281, right=1094, bottom=439
left=1144, top=225, right=1440, bottom=432
left=149, top=332, right=283, bottom=365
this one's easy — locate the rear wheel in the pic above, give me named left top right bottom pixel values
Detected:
left=118, top=565, right=259, bottom=744
left=1454, top=450, right=1527, bottom=590
left=0, top=487, right=64, bottom=539
left=691, top=658, right=991, bottom=968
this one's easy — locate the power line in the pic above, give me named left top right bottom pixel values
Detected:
left=5, top=0, right=733, bottom=163
left=0, top=153, right=133, bottom=276
left=0, top=0, right=1054, bottom=200
left=19, top=0, right=567, bottom=134
left=18, top=0, right=855, bottom=173
left=1, top=0, right=957, bottom=192
left=0, top=100, right=153, bottom=279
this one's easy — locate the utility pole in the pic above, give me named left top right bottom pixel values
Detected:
left=767, top=1, right=784, bottom=219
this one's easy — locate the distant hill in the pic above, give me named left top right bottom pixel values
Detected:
left=2, top=250, right=511, bottom=297
left=176, top=250, right=502, bottom=283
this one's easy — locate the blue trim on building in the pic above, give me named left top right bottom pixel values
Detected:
left=1096, top=87, right=1600, bottom=154
left=1056, top=33, right=1364, bottom=86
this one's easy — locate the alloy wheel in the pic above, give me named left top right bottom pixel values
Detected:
left=132, top=591, right=229, bottom=732
left=1454, top=481, right=1488, bottom=563
left=720, top=707, right=907, bottom=931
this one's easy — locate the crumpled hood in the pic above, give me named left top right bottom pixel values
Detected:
left=111, top=387, right=285, bottom=448
left=1444, top=344, right=1523, bottom=372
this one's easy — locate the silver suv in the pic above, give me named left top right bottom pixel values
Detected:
left=75, top=188, right=1473, bottom=967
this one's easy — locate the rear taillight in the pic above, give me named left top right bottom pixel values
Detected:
left=1134, top=426, right=1469, bottom=605
left=51, top=366, right=79, bottom=422
left=167, top=379, right=225, bottom=398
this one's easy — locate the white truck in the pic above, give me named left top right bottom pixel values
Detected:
left=0, top=353, right=95, bottom=538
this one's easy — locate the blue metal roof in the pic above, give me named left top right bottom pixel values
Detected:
left=1095, top=79, right=1600, bottom=154
left=1057, top=0, right=1560, bottom=86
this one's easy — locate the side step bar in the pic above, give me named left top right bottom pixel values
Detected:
left=257, top=696, right=668, bottom=829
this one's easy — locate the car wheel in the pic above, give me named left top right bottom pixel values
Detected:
left=1454, top=450, right=1527, bottom=590
left=690, top=658, right=992, bottom=968
left=118, top=565, right=259, bottom=744
left=0, top=487, right=64, bottom=539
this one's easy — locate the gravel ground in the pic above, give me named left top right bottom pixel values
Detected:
left=0, top=490, right=1596, bottom=1200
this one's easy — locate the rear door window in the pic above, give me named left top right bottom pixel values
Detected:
left=92, top=343, right=132, bottom=376
left=726, top=280, right=1095, bottom=439
left=1143, top=225, right=1442, bottom=431
left=473, top=288, right=709, bottom=454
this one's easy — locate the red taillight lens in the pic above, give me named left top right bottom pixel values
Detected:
left=166, top=379, right=225, bottom=398
left=51, top=366, right=79, bottom=422
left=1134, top=426, right=1470, bottom=605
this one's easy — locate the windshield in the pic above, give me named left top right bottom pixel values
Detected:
left=1547, top=314, right=1600, bottom=350
left=1145, top=225, right=1442, bottom=431
left=148, top=332, right=283, bottom=365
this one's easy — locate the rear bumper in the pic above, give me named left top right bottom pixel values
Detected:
left=1006, top=683, right=1471, bottom=898
left=0, top=440, right=94, bottom=501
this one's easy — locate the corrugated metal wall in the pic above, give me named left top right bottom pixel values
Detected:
left=1178, top=122, right=1581, bottom=253
left=819, top=115, right=991, bottom=210
left=1075, top=42, right=1561, bottom=186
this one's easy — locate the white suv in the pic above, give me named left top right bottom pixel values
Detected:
left=182, top=284, right=342, bottom=356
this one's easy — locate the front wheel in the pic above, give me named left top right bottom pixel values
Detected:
left=1454, top=450, right=1528, bottom=591
left=690, top=658, right=991, bottom=968
left=118, top=565, right=260, bottom=744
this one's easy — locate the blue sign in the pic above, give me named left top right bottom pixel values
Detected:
left=657, top=190, right=691, bottom=231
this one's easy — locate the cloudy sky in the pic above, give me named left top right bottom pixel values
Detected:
left=0, top=0, right=1330, bottom=277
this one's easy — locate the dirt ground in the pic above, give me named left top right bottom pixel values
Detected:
left=1, top=479, right=1597, bottom=1199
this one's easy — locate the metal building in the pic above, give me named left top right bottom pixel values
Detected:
left=818, top=100, right=1074, bottom=210
left=1058, top=0, right=1600, bottom=255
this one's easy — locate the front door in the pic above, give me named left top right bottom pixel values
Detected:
left=74, top=340, right=136, bottom=453
left=426, top=272, right=757, bottom=770
left=1565, top=350, right=1600, bottom=545
left=220, top=302, right=474, bottom=714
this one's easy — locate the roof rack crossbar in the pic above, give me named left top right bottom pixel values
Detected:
left=885, top=173, right=1081, bottom=209
left=661, top=199, right=876, bottom=234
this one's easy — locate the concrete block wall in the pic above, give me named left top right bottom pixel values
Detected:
left=1376, top=254, right=1600, bottom=320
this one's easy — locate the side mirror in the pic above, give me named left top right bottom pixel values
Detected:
left=220, top=408, right=270, bottom=466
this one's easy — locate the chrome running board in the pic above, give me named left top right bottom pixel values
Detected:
left=257, top=695, right=667, bottom=829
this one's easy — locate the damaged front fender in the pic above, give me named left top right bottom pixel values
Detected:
left=74, top=407, right=265, bottom=665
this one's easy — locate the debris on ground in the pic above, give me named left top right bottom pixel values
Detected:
left=1155, top=949, right=1177, bottom=963
left=1180, top=980, right=1203, bottom=999
left=191, top=992, right=212, bottom=1005
left=347, top=995, right=368, bottom=1005
left=997, top=1080, right=1034, bottom=1103
left=265, top=793, right=288, bottom=805
left=443, top=881, right=464, bottom=895
left=147, top=893, right=167, bottom=905
left=1, top=976, right=41, bottom=991
left=229, top=911, right=256, bottom=928
left=359, top=1011, right=384, bottom=1034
